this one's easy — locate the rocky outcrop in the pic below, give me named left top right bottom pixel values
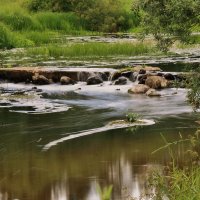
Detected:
left=145, top=76, right=169, bottom=89
left=128, top=84, right=150, bottom=94
left=0, top=67, right=112, bottom=83
left=60, top=76, right=76, bottom=85
left=114, top=77, right=128, bottom=85
left=86, top=76, right=103, bottom=85
left=32, top=74, right=50, bottom=85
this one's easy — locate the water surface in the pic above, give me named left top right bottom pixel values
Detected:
left=0, top=81, right=198, bottom=200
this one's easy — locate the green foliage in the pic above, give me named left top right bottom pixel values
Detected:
left=97, top=184, right=113, bottom=200
left=126, top=112, right=141, bottom=123
left=80, top=0, right=138, bottom=32
left=27, top=0, right=73, bottom=12
left=133, top=0, right=200, bottom=51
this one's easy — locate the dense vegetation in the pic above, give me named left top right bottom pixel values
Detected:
left=0, top=0, right=139, bottom=49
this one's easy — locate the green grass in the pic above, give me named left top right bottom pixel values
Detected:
left=26, top=42, right=159, bottom=58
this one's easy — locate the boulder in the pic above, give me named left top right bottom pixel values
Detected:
left=114, top=77, right=128, bottom=85
left=87, top=76, right=103, bottom=85
left=60, top=76, right=76, bottom=85
left=145, top=76, right=169, bottom=89
left=146, top=89, right=161, bottom=97
left=157, top=72, right=164, bottom=77
left=164, top=73, right=175, bottom=80
left=32, top=74, right=50, bottom=85
left=128, top=84, right=150, bottom=94
left=138, top=74, right=147, bottom=84
left=110, top=71, right=121, bottom=81
left=139, top=69, right=146, bottom=74
left=121, top=71, right=132, bottom=78
left=99, top=72, right=109, bottom=81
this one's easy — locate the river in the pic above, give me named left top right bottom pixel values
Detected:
left=0, top=78, right=199, bottom=199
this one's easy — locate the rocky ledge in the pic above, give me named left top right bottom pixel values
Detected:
left=0, top=66, right=188, bottom=97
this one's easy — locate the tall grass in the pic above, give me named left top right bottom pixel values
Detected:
left=0, top=22, right=34, bottom=48
left=34, top=12, right=85, bottom=32
left=26, top=42, right=158, bottom=58
left=149, top=131, right=200, bottom=200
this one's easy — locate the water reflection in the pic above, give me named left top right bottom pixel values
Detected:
left=0, top=191, right=8, bottom=200
left=51, top=179, right=69, bottom=200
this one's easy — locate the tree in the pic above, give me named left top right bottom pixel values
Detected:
left=133, top=0, right=200, bottom=51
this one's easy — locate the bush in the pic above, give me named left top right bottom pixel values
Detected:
left=81, top=0, right=138, bottom=32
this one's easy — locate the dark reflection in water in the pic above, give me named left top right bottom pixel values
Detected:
left=0, top=104, right=198, bottom=200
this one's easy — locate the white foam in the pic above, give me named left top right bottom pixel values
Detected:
left=43, top=119, right=155, bottom=151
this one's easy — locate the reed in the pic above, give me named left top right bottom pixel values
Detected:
left=26, top=42, right=158, bottom=58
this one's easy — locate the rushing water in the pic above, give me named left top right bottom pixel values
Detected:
left=0, top=80, right=199, bottom=200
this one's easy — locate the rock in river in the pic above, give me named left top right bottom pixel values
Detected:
left=32, top=74, right=50, bottom=85
left=60, top=76, right=76, bottom=85
left=145, top=76, right=169, bottom=89
left=146, top=89, right=161, bottom=97
left=114, top=77, right=128, bottom=85
left=128, top=84, right=150, bottom=94
left=86, top=76, right=103, bottom=85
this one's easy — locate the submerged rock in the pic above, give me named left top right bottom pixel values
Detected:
left=146, top=89, right=161, bottom=97
left=128, top=84, right=150, bottom=94
left=114, top=77, right=128, bottom=85
left=145, top=76, right=169, bottom=89
left=86, top=76, right=103, bottom=85
left=32, top=74, right=50, bottom=85
left=60, top=76, right=76, bottom=85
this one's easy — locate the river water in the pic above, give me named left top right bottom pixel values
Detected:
left=0, top=79, right=199, bottom=200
